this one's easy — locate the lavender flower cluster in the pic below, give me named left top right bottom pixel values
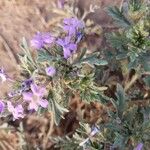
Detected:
left=31, top=17, right=84, bottom=59
left=59, top=18, right=84, bottom=59
left=0, top=17, right=84, bottom=121
left=0, top=77, right=48, bottom=120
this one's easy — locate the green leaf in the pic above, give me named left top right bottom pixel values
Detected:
left=142, top=120, right=150, bottom=130
left=81, top=57, right=108, bottom=67
left=19, top=38, right=37, bottom=73
left=21, top=38, right=36, bottom=66
left=143, top=76, right=150, bottom=87
left=21, top=37, right=29, bottom=50
left=116, top=53, right=128, bottom=60
left=105, top=124, right=120, bottom=132
left=48, top=83, right=68, bottom=125
left=129, top=0, right=143, bottom=11
left=128, top=59, right=138, bottom=69
left=141, top=106, right=150, bottom=121
left=106, top=32, right=129, bottom=50
left=77, top=48, right=87, bottom=61
left=49, top=98, right=68, bottom=125
left=107, top=6, right=131, bottom=28
left=74, top=53, right=108, bottom=68
left=113, top=133, right=126, bottom=149
left=101, top=94, right=118, bottom=110
left=128, top=51, right=138, bottom=62
left=115, top=84, right=126, bottom=118
left=142, top=60, right=150, bottom=72
left=37, top=50, right=56, bottom=62
left=123, top=106, right=138, bottom=127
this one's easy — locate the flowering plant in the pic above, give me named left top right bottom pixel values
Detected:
left=0, top=0, right=149, bottom=150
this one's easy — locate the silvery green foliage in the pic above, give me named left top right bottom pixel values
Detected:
left=107, top=0, right=150, bottom=72
left=18, top=19, right=108, bottom=125
left=0, top=0, right=149, bottom=149
left=52, top=1, right=150, bottom=149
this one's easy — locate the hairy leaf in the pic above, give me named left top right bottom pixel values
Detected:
left=107, top=6, right=131, bottom=28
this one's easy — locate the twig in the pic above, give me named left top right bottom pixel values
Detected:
left=124, top=70, right=150, bottom=92
left=0, top=33, right=19, bottom=64
left=120, top=0, right=125, bottom=10
left=43, top=112, right=54, bottom=149
left=124, top=73, right=139, bottom=92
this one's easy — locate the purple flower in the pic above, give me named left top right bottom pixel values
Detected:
left=45, top=66, right=56, bottom=77
left=0, top=68, right=6, bottom=83
left=79, top=126, right=100, bottom=147
left=0, top=100, right=5, bottom=113
left=8, top=89, right=23, bottom=98
left=57, top=36, right=77, bottom=59
left=134, top=143, right=143, bottom=150
left=63, top=18, right=84, bottom=35
left=7, top=101, right=24, bottom=121
left=31, top=32, right=55, bottom=49
left=8, top=79, right=33, bottom=98
left=23, top=83, right=48, bottom=111
left=76, top=32, right=84, bottom=43
left=21, top=79, right=33, bottom=90
left=90, top=126, right=100, bottom=136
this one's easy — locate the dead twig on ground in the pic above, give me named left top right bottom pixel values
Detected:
left=0, top=33, right=19, bottom=64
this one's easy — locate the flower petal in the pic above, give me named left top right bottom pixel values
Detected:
left=45, top=66, right=56, bottom=77
left=56, top=39, right=64, bottom=46
left=28, top=101, right=39, bottom=111
left=0, top=73, right=7, bottom=83
left=42, top=33, right=55, bottom=44
left=63, top=48, right=71, bottom=59
left=0, top=100, right=5, bottom=113
left=38, top=99, right=48, bottom=108
left=15, top=104, right=24, bottom=112
left=31, top=41, right=42, bottom=49
left=64, top=36, right=71, bottom=44
left=39, top=87, right=47, bottom=96
left=134, top=143, right=143, bottom=150
left=23, top=92, right=33, bottom=101
left=31, top=83, right=39, bottom=95
left=7, top=101, right=14, bottom=112
left=69, top=43, right=77, bottom=52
